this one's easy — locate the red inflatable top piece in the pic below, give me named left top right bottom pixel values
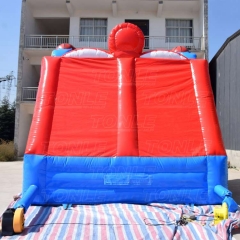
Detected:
left=57, top=43, right=75, bottom=50
left=108, top=23, right=145, bottom=57
left=172, top=46, right=188, bottom=53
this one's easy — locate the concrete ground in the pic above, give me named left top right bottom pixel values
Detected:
left=0, top=161, right=239, bottom=239
left=0, top=161, right=23, bottom=214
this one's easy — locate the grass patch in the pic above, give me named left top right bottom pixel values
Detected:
left=0, top=139, right=16, bottom=161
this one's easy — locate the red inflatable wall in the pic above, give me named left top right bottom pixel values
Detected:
left=26, top=57, right=225, bottom=157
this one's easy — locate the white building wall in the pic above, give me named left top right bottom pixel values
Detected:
left=199, top=0, right=204, bottom=38
left=199, top=0, right=205, bottom=51
left=25, top=3, right=50, bottom=35
left=69, top=17, right=79, bottom=36
left=69, top=12, right=201, bottom=37
left=31, top=8, right=69, bottom=18
left=18, top=105, right=34, bottom=156
left=68, top=11, right=201, bottom=51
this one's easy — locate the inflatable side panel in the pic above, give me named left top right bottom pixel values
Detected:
left=190, top=60, right=226, bottom=155
left=26, top=57, right=61, bottom=154
left=23, top=154, right=226, bottom=204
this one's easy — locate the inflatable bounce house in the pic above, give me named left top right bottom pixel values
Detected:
left=2, top=23, right=238, bottom=235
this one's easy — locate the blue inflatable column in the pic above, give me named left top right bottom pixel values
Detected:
left=14, top=185, right=38, bottom=212
left=214, top=185, right=238, bottom=212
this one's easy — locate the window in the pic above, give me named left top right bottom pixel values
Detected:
left=166, top=19, right=193, bottom=43
left=80, top=18, right=107, bottom=42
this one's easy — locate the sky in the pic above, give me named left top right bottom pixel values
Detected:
left=0, top=0, right=240, bottom=102
left=0, top=0, right=21, bottom=102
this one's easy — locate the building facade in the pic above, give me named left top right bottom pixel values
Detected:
left=15, top=0, right=208, bottom=156
left=209, top=30, right=240, bottom=168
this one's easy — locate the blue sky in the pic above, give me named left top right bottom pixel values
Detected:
left=209, top=0, right=240, bottom=59
left=0, top=0, right=21, bottom=102
left=0, top=1, right=239, bottom=101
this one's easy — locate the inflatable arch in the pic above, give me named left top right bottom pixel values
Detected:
left=2, top=23, right=238, bottom=236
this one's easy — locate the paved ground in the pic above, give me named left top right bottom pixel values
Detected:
left=0, top=161, right=239, bottom=239
left=0, top=161, right=23, bottom=214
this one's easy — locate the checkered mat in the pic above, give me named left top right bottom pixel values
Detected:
left=1, top=203, right=240, bottom=240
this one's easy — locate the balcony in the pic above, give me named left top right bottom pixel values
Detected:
left=24, top=35, right=204, bottom=52
left=22, top=87, right=38, bottom=101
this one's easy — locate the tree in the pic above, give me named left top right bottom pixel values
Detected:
left=0, top=97, right=15, bottom=141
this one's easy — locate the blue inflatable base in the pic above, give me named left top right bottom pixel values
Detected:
left=23, top=154, right=227, bottom=205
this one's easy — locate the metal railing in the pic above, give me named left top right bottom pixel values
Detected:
left=22, top=87, right=38, bottom=101
left=145, top=36, right=204, bottom=51
left=24, top=35, right=204, bottom=51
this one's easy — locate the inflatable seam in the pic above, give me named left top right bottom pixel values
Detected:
left=190, top=62, right=207, bottom=155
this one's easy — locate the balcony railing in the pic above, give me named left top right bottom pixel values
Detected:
left=24, top=35, right=204, bottom=51
left=22, top=87, right=38, bottom=101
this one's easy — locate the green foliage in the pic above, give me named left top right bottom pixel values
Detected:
left=0, top=139, right=16, bottom=161
left=0, top=97, right=15, bottom=141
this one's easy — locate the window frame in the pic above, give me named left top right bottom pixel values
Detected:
left=165, top=19, right=193, bottom=43
left=79, top=18, right=108, bottom=37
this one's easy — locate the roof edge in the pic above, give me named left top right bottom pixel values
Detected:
left=210, top=29, right=240, bottom=63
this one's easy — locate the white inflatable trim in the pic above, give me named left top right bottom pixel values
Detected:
left=64, top=49, right=113, bottom=58
left=140, top=51, right=186, bottom=59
